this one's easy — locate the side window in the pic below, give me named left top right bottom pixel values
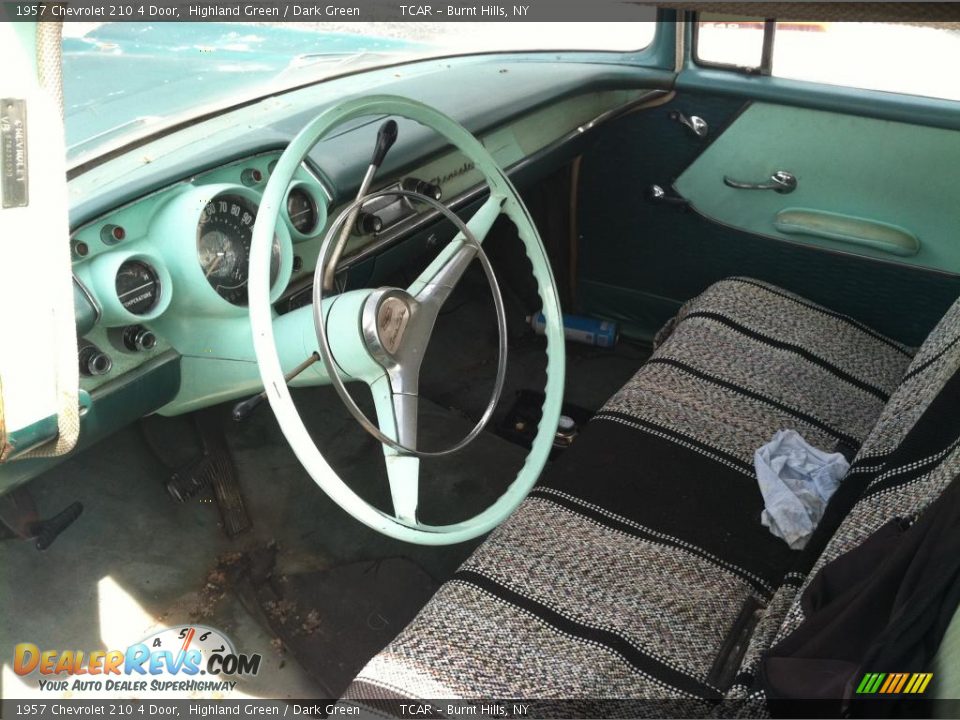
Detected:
left=695, top=18, right=960, bottom=102
left=695, top=16, right=769, bottom=71
left=772, top=22, right=960, bottom=101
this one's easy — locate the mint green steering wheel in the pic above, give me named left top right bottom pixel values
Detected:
left=248, top=95, right=565, bottom=545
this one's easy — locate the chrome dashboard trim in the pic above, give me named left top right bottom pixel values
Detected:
left=73, top=274, right=102, bottom=323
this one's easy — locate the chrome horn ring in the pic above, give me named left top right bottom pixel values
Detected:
left=312, top=188, right=509, bottom=458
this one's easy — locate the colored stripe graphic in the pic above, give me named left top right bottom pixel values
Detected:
left=869, top=673, right=887, bottom=693
left=857, top=672, right=933, bottom=695
left=856, top=673, right=875, bottom=694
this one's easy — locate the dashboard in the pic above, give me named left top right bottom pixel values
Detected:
left=0, top=55, right=672, bottom=493
left=67, top=82, right=661, bottom=405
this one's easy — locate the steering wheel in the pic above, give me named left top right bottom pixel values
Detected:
left=248, top=95, right=565, bottom=545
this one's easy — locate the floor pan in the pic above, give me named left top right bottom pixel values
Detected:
left=229, top=545, right=437, bottom=698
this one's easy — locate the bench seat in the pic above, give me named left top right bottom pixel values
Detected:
left=344, top=278, right=947, bottom=708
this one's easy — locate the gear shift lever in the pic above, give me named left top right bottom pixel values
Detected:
left=322, top=119, right=398, bottom=291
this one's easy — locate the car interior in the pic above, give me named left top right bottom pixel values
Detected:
left=2, top=5, right=960, bottom=715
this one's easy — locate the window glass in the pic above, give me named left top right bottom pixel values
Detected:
left=62, top=21, right=657, bottom=162
left=695, top=15, right=766, bottom=69
left=772, top=22, right=960, bottom=101
left=324, top=21, right=657, bottom=54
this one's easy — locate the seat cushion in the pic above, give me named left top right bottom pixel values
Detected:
left=345, top=278, right=914, bottom=704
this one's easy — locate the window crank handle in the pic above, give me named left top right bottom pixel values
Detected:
left=723, top=170, right=797, bottom=194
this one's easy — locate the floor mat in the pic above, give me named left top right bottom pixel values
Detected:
left=229, top=545, right=437, bottom=698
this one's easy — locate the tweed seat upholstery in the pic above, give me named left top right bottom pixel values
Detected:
left=723, top=289, right=960, bottom=710
left=344, top=278, right=929, bottom=707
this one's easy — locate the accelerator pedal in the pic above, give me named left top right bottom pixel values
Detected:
left=141, top=410, right=251, bottom=537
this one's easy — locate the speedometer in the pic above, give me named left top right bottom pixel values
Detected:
left=197, top=194, right=281, bottom=306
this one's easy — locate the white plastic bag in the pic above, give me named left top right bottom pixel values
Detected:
left=754, top=430, right=850, bottom=550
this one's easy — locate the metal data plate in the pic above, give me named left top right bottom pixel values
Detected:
left=1, top=98, right=28, bottom=208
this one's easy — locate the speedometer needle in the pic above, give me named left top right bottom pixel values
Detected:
left=205, top=255, right=223, bottom=278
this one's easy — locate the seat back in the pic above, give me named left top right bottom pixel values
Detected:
left=726, top=294, right=960, bottom=702
left=770, top=293, right=960, bottom=645
left=856, top=295, right=960, bottom=462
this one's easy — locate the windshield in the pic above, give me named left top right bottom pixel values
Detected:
left=62, top=21, right=656, bottom=164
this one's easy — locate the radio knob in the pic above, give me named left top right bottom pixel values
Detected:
left=402, top=177, right=442, bottom=201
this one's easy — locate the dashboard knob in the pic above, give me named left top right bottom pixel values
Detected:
left=123, top=325, right=157, bottom=352
left=355, top=211, right=383, bottom=235
left=78, top=344, right=113, bottom=377
left=401, top=177, right=442, bottom=201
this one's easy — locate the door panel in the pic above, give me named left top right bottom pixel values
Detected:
left=674, top=102, right=960, bottom=272
left=576, top=93, right=960, bottom=347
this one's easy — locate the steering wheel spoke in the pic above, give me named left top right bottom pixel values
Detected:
left=408, top=193, right=506, bottom=310
left=369, top=374, right=420, bottom=523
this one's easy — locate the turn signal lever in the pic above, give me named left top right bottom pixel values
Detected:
left=323, top=119, right=399, bottom=290
left=232, top=353, right=320, bottom=422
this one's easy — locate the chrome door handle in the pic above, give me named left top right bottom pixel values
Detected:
left=669, top=111, right=709, bottom=139
left=723, top=170, right=797, bottom=194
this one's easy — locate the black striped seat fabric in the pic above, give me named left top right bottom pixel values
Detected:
left=724, top=281, right=960, bottom=711
left=344, top=278, right=960, bottom=712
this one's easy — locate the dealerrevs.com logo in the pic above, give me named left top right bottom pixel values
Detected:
left=14, top=626, right=262, bottom=696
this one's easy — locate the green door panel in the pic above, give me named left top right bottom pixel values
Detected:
left=674, top=103, right=960, bottom=273
left=576, top=94, right=960, bottom=346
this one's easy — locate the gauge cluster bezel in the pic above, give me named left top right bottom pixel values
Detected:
left=68, top=152, right=329, bottom=326
left=75, top=250, right=173, bottom=326
left=284, top=182, right=325, bottom=241
left=149, top=182, right=294, bottom=316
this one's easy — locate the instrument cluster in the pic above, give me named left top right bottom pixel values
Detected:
left=68, top=152, right=330, bottom=388
left=71, top=153, right=330, bottom=326
left=196, top=193, right=282, bottom=307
